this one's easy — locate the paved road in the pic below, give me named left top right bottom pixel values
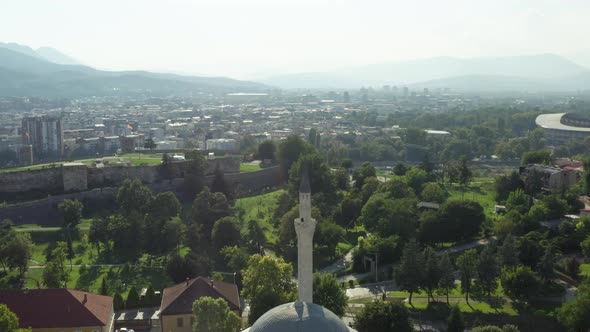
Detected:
left=346, top=281, right=397, bottom=299
left=321, top=250, right=354, bottom=274
left=435, top=237, right=495, bottom=257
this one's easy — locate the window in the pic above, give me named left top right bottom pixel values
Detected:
left=177, top=317, right=184, bottom=327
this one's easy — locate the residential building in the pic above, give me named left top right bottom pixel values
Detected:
left=206, top=138, right=239, bottom=153
left=0, top=288, right=114, bottom=332
left=21, top=115, right=64, bottom=159
left=520, top=164, right=581, bottom=193
left=159, top=277, right=241, bottom=332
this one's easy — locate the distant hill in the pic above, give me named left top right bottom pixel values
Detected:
left=35, top=47, right=81, bottom=65
left=261, top=54, right=590, bottom=91
left=0, top=45, right=265, bottom=97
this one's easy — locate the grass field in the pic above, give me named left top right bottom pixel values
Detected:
left=581, top=263, right=590, bottom=276
left=445, top=181, right=496, bottom=216
left=234, top=189, right=284, bottom=245
left=240, top=163, right=263, bottom=173
left=22, top=264, right=170, bottom=296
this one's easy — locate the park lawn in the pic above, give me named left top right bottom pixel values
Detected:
left=407, top=299, right=517, bottom=315
left=445, top=181, right=496, bottom=216
left=234, top=189, right=284, bottom=245
left=24, top=264, right=171, bottom=296
left=240, top=163, right=263, bottom=173
left=581, top=263, right=590, bottom=276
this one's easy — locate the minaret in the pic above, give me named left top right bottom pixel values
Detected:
left=294, top=167, right=316, bottom=303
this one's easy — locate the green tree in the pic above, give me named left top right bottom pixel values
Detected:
left=505, top=189, right=530, bottom=215
left=477, top=246, right=499, bottom=297
left=161, top=217, right=186, bottom=253
left=192, top=296, right=241, bottom=332
left=0, top=232, right=32, bottom=275
left=211, top=165, right=233, bottom=199
left=394, top=239, right=424, bottom=305
left=184, top=153, right=207, bottom=198
left=521, top=150, right=551, bottom=165
left=359, top=194, right=418, bottom=238
left=42, top=242, right=69, bottom=288
left=421, top=182, right=446, bottom=203
left=221, top=246, right=249, bottom=272
left=422, top=247, right=440, bottom=302
left=447, top=305, right=465, bottom=332
left=438, top=253, right=456, bottom=304
left=113, top=292, right=124, bottom=310
left=150, top=192, right=181, bottom=221
left=405, top=167, right=428, bottom=193
left=353, top=300, right=413, bottom=332
left=211, top=217, right=241, bottom=251
left=458, top=156, right=473, bottom=187
left=246, top=219, right=266, bottom=254
left=495, top=171, right=524, bottom=202
left=437, top=200, right=485, bottom=242
left=100, top=277, right=108, bottom=295
left=277, top=136, right=313, bottom=179
left=500, top=266, right=540, bottom=301
left=58, top=199, right=83, bottom=228
left=498, top=234, right=520, bottom=268
left=116, top=178, right=154, bottom=216
left=393, top=162, right=407, bottom=176
left=352, top=162, right=377, bottom=190
left=457, top=249, right=478, bottom=303
left=144, top=137, right=157, bottom=151
left=537, top=246, right=556, bottom=283
left=0, top=304, right=19, bottom=332
left=557, top=278, right=590, bottom=332
left=241, top=255, right=296, bottom=324
left=313, top=273, right=348, bottom=317
left=126, top=286, right=140, bottom=309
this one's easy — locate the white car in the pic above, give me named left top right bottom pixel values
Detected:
left=117, top=328, right=135, bottom=332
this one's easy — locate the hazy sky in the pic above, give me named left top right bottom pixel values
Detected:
left=2, top=0, right=590, bottom=79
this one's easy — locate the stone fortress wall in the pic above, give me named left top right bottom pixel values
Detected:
left=0, top=157, right=240, bottom=194
left=0, top=159, right=282, bottom=226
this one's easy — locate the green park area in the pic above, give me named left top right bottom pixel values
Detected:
left=235, top=189, right=284, bottom=245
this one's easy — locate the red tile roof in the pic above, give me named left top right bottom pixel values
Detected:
left=0, top=289, right=113, bottom=329
left=160, top=277, right=240, bottom=315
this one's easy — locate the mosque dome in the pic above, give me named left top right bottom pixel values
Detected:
left=245, top=301, right=356, bottom=332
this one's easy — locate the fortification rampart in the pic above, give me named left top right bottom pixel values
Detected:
left=0, top=166, right=282, bottom=226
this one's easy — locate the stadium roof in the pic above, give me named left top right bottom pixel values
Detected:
left=536, top=113, right=590, bottom=132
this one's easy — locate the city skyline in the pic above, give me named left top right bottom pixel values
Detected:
left=2, top=0, right=590, bottom=79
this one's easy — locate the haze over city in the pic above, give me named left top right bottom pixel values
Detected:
left=2, top=0, right=590, bottom=78
left=4, top=1, right=590, bottom=332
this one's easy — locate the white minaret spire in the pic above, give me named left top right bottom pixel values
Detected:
left=294, top=167, right=316, bottom=303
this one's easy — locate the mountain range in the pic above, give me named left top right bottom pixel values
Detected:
left=0, top=43, right=265, bottom=97
left=261, top=54, right=590, bottom=92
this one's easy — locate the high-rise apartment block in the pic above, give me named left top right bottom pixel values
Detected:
left=21, top=115, right=63, bottom=159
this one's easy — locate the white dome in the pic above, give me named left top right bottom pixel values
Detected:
left=245, top=301, right=356, bottom=332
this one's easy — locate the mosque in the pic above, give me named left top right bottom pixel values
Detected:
left=244, top=170, right=357, bottom=331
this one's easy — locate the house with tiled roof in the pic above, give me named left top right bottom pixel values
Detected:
left=0, top=288, right=114, bottom=332
left=159, top=277, right=240, bottom=332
